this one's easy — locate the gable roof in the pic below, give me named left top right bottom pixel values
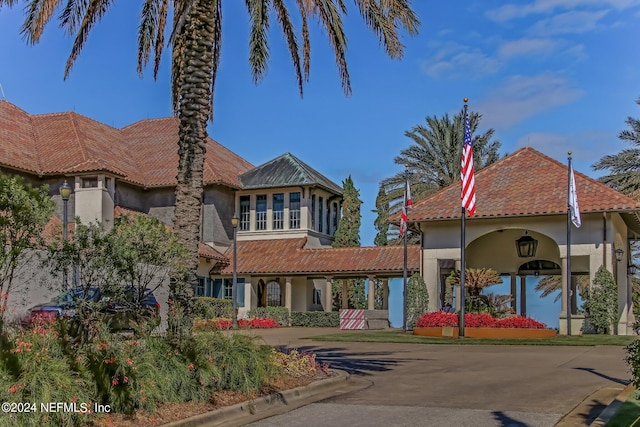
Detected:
left=407, top=146, right=640, bottom=222
left=0, top=101, right=253, bottom=188
left=219, top=238, right=420, bottom=276
left=238, top=152, right=343, bottom=194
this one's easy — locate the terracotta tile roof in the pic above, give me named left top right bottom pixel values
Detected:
left=0, top=101, right=253, bottom=188
left=406, top=147, right=640, bottom=222
left=219, top=238, right=421, bottom=276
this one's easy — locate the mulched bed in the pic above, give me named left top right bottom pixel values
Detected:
left=87, top=371, right=333, bottom=426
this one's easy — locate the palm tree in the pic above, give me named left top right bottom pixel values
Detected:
left=2, top=0, right=419, bottom=339
left=381, top=108, right=500, bottom=241
left=592, top=98, right=640, bottom=199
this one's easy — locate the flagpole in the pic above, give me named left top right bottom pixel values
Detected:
left=459, top=100, right=469, bottom=338
left=402, top=167, right=409, bottom=332
left=566, top=152, right=573, bottom=336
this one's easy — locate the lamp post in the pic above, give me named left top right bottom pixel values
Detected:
left=231, top=215, right=239, bottom=330
left=59, top=181, right=72, bottom=289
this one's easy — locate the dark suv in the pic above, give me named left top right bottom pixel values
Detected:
left=22, top=287, right=160, bottom=331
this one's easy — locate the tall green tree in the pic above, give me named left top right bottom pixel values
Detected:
left=373, top=185, right=390, bottom=246
left=380, top=108, right=500, bottom=241
left=332, top=176, right=365, bottom=309
left=585, top=266, right=619, bottom=334
left=0, top=173, right=54, bottom=328
left=593, top=98, right=640, bottom=199
left=3, top=0, right=419, bottom=341
left=333, top=176, right=361, bottom=248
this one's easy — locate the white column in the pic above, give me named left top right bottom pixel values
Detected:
left=285, top=276, right=292, bottom=313
left=367, top=276, right=375, bottom=310
left=324, top=276, right=333, bottom=312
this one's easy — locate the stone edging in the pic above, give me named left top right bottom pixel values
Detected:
left=164, top=369, right=351, bottom=427
left=590, top=383, right=636, bottom=426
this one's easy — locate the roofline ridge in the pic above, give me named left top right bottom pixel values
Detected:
left=121, top=116, right=178, bottom=130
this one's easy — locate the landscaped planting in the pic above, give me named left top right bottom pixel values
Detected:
left=416, top=312, right=547, bottom=329
left=192, top=317, right=280, bottom=331
left=0, top=317, right=328, bottom=426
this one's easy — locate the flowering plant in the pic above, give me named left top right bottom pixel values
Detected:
left=193, top=317, right=279, bottom=331
left=416, top=312, right=547, bottom=329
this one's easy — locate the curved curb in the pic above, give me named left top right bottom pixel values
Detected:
left=164, top=369, right=354, bottom=427
left=589, top=383, right=635, bottom=426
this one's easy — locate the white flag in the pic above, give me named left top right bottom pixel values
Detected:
left=569, top=165, right=581, bottom=228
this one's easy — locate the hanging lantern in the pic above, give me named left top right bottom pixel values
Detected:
left=516, top=231, right=538, bottom=258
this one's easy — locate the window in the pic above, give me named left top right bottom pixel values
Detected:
left=239, top=195, right=250, bottom=231
left=273, top=193, right=284, bottom=230
left=332, top=202, right=338, bottom=234
left=312, top=288, right=322, bottom=305
left=223, top=281, right=233, bottom=299
left=82, top=177, right=98, bottom=188
left=266, top=281, right=281, bottom=306
left=196, top=277, right=208, bottom=297
left=256, top=195, right=267, bottom=230
left=289, top=192, right=301, bottom=229
left=318, top=197, right=324, bottom=233
left=212, top=278, right=245, bottom=307
left=311, top=195, right=316, bottom=229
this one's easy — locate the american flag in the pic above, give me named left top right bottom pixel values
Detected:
left=461, top=108, right=476, bottom=217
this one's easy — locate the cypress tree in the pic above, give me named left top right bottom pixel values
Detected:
left=373, top=185, right=390, bottom=246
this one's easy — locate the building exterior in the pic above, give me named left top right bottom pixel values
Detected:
left=405, top=147, right=640, bottom=335
left=0, top=101, right=418, bottom=321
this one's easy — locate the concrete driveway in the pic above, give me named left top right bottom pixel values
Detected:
left=244, top=328, right=632, bottom=427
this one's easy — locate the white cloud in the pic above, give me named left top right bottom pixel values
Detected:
left=512, top=129, right=622, bottom=176
left=487, top=0, right=640, bottom=22
left=477, top=74, right=584, bottom=128
left=498, top=38, right=560, bottom=58
left=421, top=46, right=501, bottom=79
left=529, top=10, right=610, bottom=34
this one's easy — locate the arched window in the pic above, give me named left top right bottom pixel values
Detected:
left=266, top=281, right=282, bottom=307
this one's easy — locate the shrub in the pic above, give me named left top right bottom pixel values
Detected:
left=585, top=266, right=619, bottom=334
left=247, top=307, right=290, bottom=326
left=193, top=297, right=233, bottom=319
left=406, top=273, right=429, bottom=329
left=193, top=317, right=279, bottom=331
left=415, top=312, right=547, bottom=329
left=626, top=339, right=640, bottom=388
left=290, top=311, right=340, bottom=327
left=0, top=321, right=96, bottom=427
left=272, top=348, right=329, bottom=378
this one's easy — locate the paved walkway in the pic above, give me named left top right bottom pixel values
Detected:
left=241, top=328, right=631, bottom=427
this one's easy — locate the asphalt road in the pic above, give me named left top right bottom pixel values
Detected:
left=244, top=328, right=631, bottom=427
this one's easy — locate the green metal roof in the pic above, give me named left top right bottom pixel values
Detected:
left=238, top=153, right=343, bottom=194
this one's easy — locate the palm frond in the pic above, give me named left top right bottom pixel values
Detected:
left=20, top=0, right=61, bottom=44
left=245, top=0, right=271, bottom=85
left=273, top=0, right=304, bottom=96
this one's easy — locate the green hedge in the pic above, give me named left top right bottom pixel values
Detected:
left=193, top=297, right=233, bottom=319
left=290, top=311, right=340, bottom=327
left=247, top=307, right=290, bottom=326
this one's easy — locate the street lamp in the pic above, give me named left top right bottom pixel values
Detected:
left=59, top=180, right=72, bottom=289
left=231, top=215, right=239, bottom=329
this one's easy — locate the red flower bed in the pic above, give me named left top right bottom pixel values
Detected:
left=194, top=317, right=280, bottom=331
left=416, top=312, right=547, bottom=329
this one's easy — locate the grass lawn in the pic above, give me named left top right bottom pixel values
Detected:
left=605, top=391, right=640, bottom=427
left=305, top=330, right=638, bottom=346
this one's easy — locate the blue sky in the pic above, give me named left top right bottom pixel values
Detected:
left=1, top=1, right=639, bottom=328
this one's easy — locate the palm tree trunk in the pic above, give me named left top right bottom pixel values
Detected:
left=169, top=0, right=215, bottom=343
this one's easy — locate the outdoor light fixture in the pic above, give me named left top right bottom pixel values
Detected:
left=59, top=180, right=72, bottom=288
left=615, top=248, right=624, bottom=262
left=628, top=264, right=638, bottom=275
left=231, top=215, right=239, bottom=330
left=516, top=231, right=538, bottom=258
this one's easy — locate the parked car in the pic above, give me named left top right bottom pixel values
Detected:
left=22, top=287, right=160, bottom=332
left=21, top=288, right=102, bottom=327
left=102, top=287, right=161, bottom=332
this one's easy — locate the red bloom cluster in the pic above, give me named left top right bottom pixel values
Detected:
left=416, top=312, right=547, bottom=329
left=195, top=317, right=280, bottom=330
left=416, top=312, right=457, bottom=327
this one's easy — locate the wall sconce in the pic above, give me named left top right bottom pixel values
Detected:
left=629, top=264, right=638, bottom=275
left=516, top=231, right=538, bottom=258
left=615, top=248, right=624, bottom=262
